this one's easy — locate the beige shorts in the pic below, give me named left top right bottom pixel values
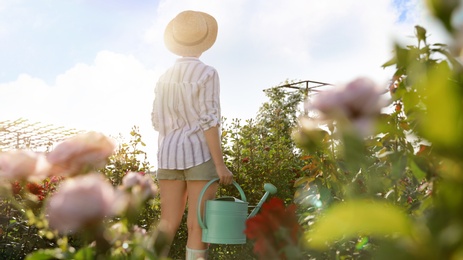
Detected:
left=156, top=159, right=218, bottom=181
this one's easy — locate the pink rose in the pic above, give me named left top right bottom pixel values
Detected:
left=121, top=171, right=144, bottom=188
left=45, top=173, right=117, bottom=234
left=308, top=77, right=388, bottom=136
left=121, top=171, right=158, bottom=201
left=47, top=131, right=116, bottom=176
left=0, top=150, right=50, bottom=181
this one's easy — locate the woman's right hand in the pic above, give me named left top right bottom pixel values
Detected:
left=216, top=164, right=233, bottom=185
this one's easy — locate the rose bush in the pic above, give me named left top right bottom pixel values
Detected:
left=0, top=130, right=161, bottom=259
left=289, top=2, right=463, bottom=259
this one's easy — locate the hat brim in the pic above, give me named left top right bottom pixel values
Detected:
left=164, top=11, right=218, bottom=57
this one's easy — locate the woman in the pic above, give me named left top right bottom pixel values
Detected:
left=151, top=10, right=234, bottom=260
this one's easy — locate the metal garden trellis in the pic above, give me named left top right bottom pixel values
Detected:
left=0, top=118, right=84, bottom=152
left=264, top=79, right=333, bottom=115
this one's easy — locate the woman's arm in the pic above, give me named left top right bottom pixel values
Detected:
left=204, top=126, right=233, bottom=185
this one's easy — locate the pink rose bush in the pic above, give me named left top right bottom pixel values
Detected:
left=0, top=131, right=160, bottom=258
left=0, top=131, right=116, bottom=181
left=0, top=131, right=122, bottom=236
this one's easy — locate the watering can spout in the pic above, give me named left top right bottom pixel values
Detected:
left=248, top=183, right=277, bottom=219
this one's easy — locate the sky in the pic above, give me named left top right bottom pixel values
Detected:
left=0, top=0, right=458, bottom=168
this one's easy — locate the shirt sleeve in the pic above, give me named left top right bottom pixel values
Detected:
left=151, top=88, right=159, bottom=131
left=198, top=69, right=221, bottom=131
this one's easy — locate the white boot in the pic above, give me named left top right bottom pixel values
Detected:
left=185, top=246, right=208, bottom=260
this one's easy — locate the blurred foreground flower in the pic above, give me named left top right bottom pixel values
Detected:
left=307, top=77, right=388, bottom=137
left=47, top=131, right=116, bottom=176
left=121, top=171, right=158, bottom=201
left=0, top=150, right=51, bottom=181
left=119, top=171, right=158, bottom=222
left=45, top=173, right=121, bottom=234
left=245, top=197, right=301, bottom=260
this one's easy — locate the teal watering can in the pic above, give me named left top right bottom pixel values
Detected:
left=197, top=178, right=277, bottom=244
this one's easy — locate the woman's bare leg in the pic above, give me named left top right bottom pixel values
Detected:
left=186, top=180, right=218, bottom=250
left=157, top=180, right=187, bottom=256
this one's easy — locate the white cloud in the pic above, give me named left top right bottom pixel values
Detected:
left=52, top=51, right=155, bottom=131
left=0, top=74, right=53, bottom=120
left=1, top=51, right=157, bottom=139
left=1, top=50, right=159, bottom=165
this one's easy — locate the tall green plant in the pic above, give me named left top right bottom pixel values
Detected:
left=222, top=86, right=306, bottom=203
left=294, top=1, right=463, bottom=259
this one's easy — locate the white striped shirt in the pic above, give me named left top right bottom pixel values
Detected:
left=151, top=57, right=221, bottom=170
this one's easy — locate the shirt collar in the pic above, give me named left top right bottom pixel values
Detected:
left=177, top=57, right=201, bottom=62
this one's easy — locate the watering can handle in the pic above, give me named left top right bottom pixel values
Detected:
left=197, top=178, right=247, bottom=230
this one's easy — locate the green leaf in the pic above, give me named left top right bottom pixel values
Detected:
left=409, top=159, right=427, bottom=181
left=415, top=25, right=427, bottom=43
left=74, top=247, right=95, bottom=260
left=355, top=236, right=369, bottom=250
left=418, top=63, right=462, bottom=149
left=305, top=200, right=413, bottom=250
left=391, top=153, right=407, bottom=180
left=25, top=249, right=63, bottom=260
left=381, top=57, right=397, bottom=68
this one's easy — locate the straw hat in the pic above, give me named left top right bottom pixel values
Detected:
left=164, top=10, right=218, bottom=57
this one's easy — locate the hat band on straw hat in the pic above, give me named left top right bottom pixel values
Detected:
left=172, top=27, right=209, bottom=46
